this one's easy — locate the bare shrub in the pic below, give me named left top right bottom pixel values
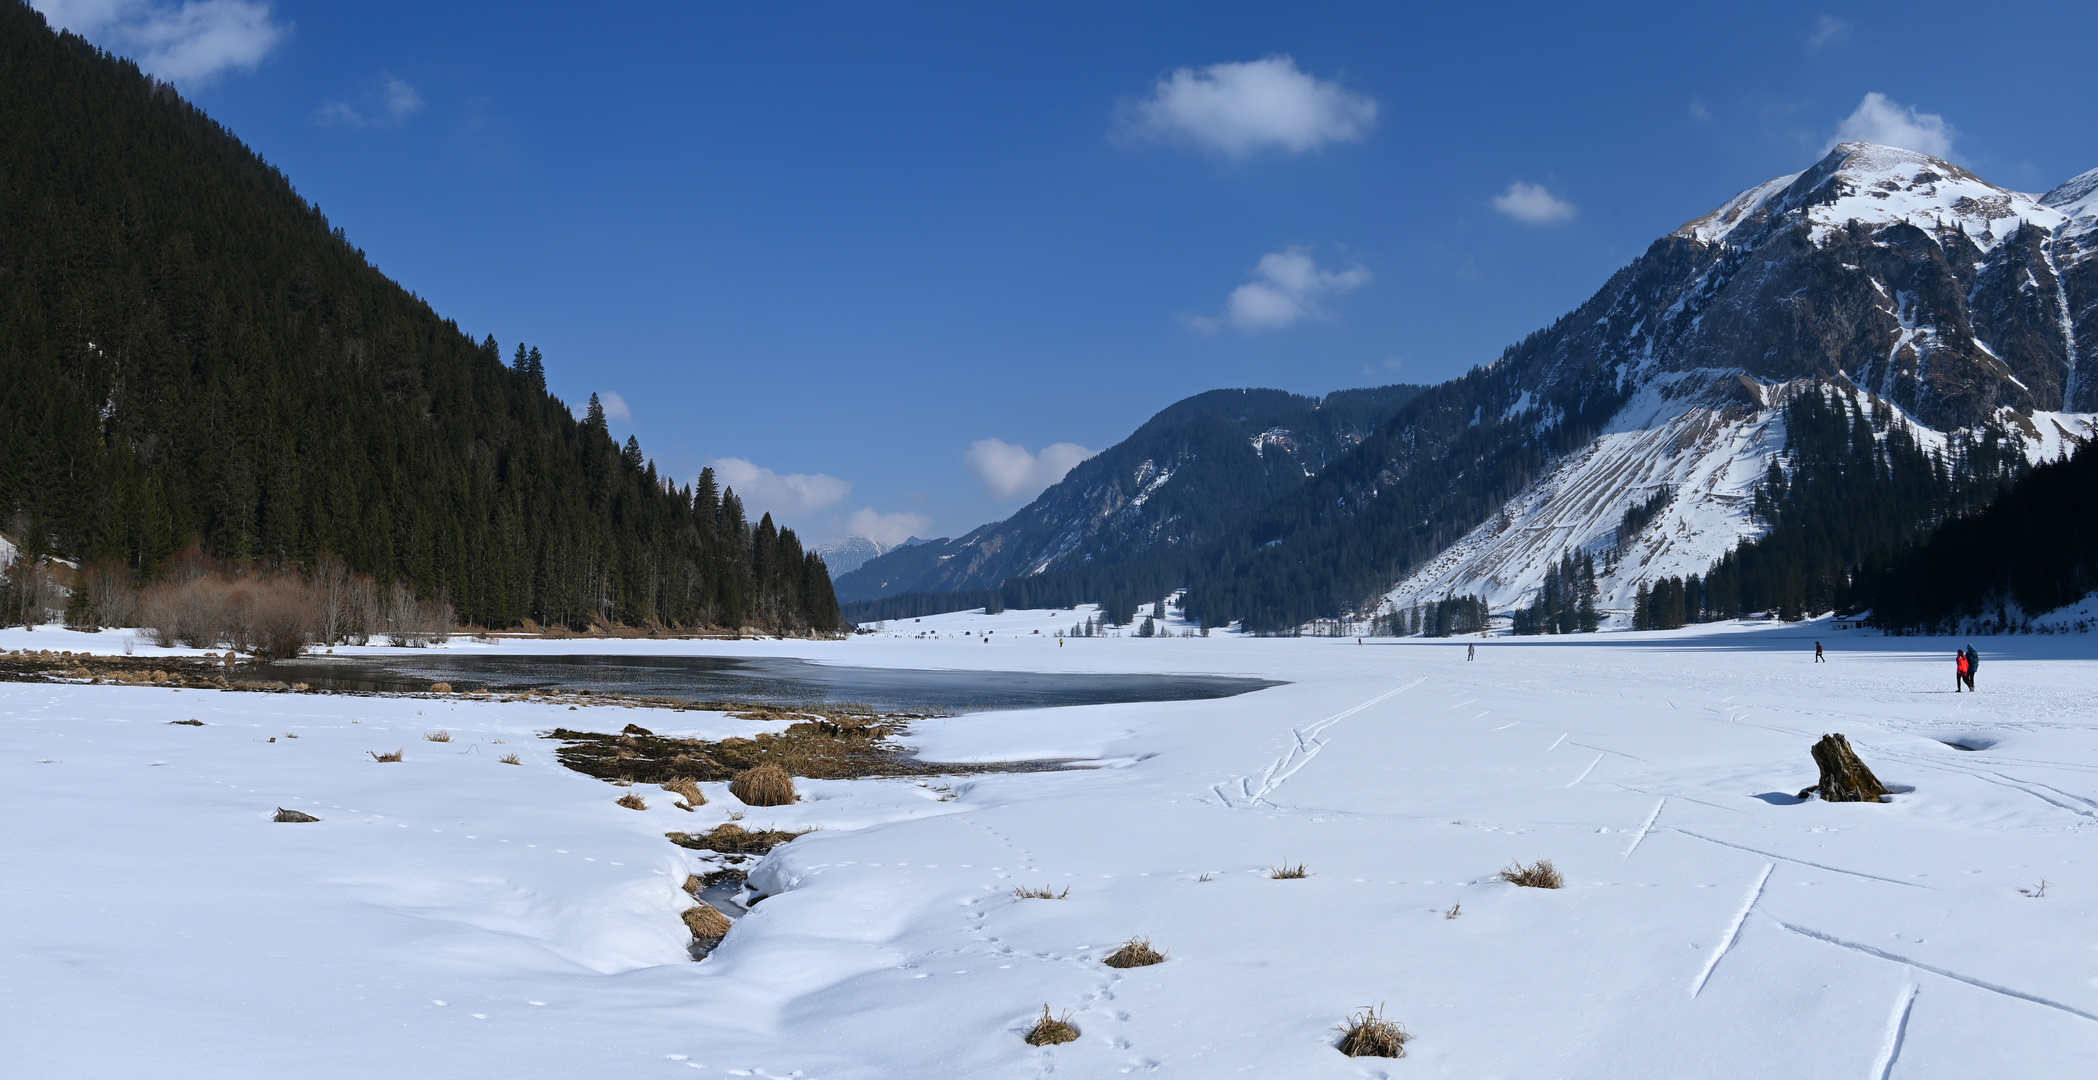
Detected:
left=1270, top=863, right=1309, bottom=879
left=661, top=777, right=706, bottom=808
left=245, top=579, right=318, bottom=659
left=424, top=730, right=452, bottom=742
left=1101, top=937, right=1165, bottom=968
left=1336, top=1004, right=1408, bottom=1058
left=499, top=753, right=522, bottom=765
left=273, top=808, right=321, bottom=823
left=1499, top=859, right=1564, bottom=889
left=1013, top=884, right=1070, bottom=900
left=730, top=763, right=797, bottom=806
left=370, top=749, right=404, bottom=762
left=681, top=903, right=731, bottom=939
left=381, top=581, right=457, bottom=647
left=616, top=792, right=648, bottom=811
left=77, top=560, right=138, bottom=629
left=1024, top=1006, right=1079, bottom=1046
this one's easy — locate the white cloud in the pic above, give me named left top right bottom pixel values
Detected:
left=596, top=390, right=631, bottom=423
left=1190, top=246, right=1370, bottom=333
left=1121, top=55, right=1375, bottom=158
left=317, top=72, right=423, bottom=128
left=846, top=509, right=931, bottom=548
left=1688, top=98, right=1711, bottom=122
left=1807, top=15, right=1848, bottom=49
left=964, top=439, right=1096, bottom=501
left=34, top=0, right=287, bottom=85
left=1492, top=181, right=1577, bottom=225
left=1828, top=92, right=1955, bottom=159
left=709, top=457, right=851, bottom=518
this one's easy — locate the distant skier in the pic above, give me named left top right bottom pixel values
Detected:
left=1964, top=645, right=1979, bottom=691
left=1814, top=642, right=1825, bottom=663
left=1467, top=643, right=1475, bottom=661
left=1955, top=649, right=1969, bottom=692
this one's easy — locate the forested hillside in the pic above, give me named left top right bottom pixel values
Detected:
left=0, top=3, right=838, bottom=633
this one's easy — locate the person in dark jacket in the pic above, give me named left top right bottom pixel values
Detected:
left=1964, top=645, right=1979, bottom=691
left=1814, top=641, right=1825, bottom=663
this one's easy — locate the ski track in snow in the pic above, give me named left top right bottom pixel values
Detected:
left=1665, top=828, right=1931, bottom=889
left=1622, top=797, right=1665, bottom=858
left=1768, top=917, right=2098, bottom=1024
left=1690, top=863, right=1771, bottom=997
left=1871, top=982, right=1919, bottom=1080
left=1565, top=753, right=1605, bottom=788
left=1211, top=679, right=1424, bottom=808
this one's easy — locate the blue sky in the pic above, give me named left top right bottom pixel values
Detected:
left=33, top=1, right=2098, bottom=547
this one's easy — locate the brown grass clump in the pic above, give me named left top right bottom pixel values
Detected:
left=1499, top=859, right=1564, bottom=889
left=500, top=753, right=522, bottom=765
left=665, top=823, right=810, bottom=855
left=1013, top=884, right=1070, bottom=900
left=1024, top=1005, right=1080, bottom=1047
left=681, top=903, right=732, bottom=940
left=1101, top=937, right=1165, bottom=968
left=616, top=792, right=648, bottom=810
left=272, top=807, right=321, bottom=822
left=423, top=730, right=452, bottom=742
left=169, top=719, right=204, bottom=726
left=429, top=682, right=453, bottom=693
left=682, top=874, right=706, bottom=898
left=1270, top=863, right=1310, bottom=879
left=730, top=763, right=797, bottom=806
left=370, top=749, right=404, bottom=762
left=661, top=777, right=707, bottom=808
left=1336, top=1004, right=1409, bottom=1058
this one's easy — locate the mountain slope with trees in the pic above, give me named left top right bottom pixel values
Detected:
left=0, top=2, right=837, bottom=633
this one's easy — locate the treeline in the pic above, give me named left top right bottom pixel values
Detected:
left=0, top=5, right=839, bottom=635
left=1375, top=593, right=1491, bottom=637
left=1860, top=437, right=2098, bottom=632
left=1512, top=552, right=1599, bottom=634
left=1695, top=387, right=2026, bottom=622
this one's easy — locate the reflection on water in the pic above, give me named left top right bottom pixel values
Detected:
left=259, top=653, right=1277, bottom=714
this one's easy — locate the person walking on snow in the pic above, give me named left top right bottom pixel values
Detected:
left=1955, top=649, right=1969, bottom=692
left=1467, top=643, right=1475, bottom=661
left=1964, top=645, right=1979, bottom=691
left=1814, top=641, right=1825, bottom=663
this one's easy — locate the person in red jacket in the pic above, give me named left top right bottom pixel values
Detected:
left=1955, top=649, right=1969, bottom=692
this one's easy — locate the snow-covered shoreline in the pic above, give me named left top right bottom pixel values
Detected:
left=5, top=610, right=2095, bottom=1077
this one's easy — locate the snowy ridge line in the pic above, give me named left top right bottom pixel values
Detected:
left=1871, top=982, right=1920, bottom=1080
left=1665, top=828, right=1931, bottom=888
left=1690, top=863, right=1772, bottom=997
left=1622, top=797, right=1665, bottom=858
left=1767, top=917, right=2098, bottom=1024
left=1210, top=679, right=1425, bottom=808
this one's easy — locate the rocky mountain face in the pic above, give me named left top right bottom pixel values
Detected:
left=1198, top=143, right=2098, bottom=627
left=831, top=385, right=1421, bottom=604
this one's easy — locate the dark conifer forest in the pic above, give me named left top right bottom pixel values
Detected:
left=0, top=3, right=839, bottom=633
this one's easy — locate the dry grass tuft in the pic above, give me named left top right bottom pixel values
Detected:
left=616, top=792, right=649, bottom=811
left=1499, top=859, right=1564, bottom=889
left=681, top=903, right=733, bottom=940
left=661, top=777, right=707, bottom=808
left=499, top=753, right=522, bottom=765
left=1024, top=1005, right=1080, bottom=1047
left=1013, top=884, right=1070, bottom=900
left=665, top=823, right=810, bottom=855
left=272, top=807, right=321, bottom=822
left=730, top=763, right=798, bottom=806
left=1336, top=1004, right=1409, bottom=1058
left=169, top=719, right=204, bottom=726
left=1269, top=863, right=1309, bottom=879
left=369, top=749, right=404, bottom=762
left=1101, top=937, right=1166, bottom=968
left=423, top=730, right=452, bottom=743
left=429, top=682, right=452, bottom=694
left=1444, top=903, right=1462, bottom=919
left=682, top=873, right=706, bottom=898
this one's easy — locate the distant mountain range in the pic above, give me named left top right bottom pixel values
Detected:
left=831, top=385, right=1422, bottom=604
left=844, top=143, right=2098, bottom=631
left=812, top=535, right=927, bottom=578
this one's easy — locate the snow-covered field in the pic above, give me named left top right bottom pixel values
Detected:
left=5, top=611, right=2096, bottom=1077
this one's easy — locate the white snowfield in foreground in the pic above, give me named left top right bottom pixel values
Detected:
left=4, top=613, right=2096, bottom=1077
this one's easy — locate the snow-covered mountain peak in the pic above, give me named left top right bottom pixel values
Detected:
left=2041, top=166, right=2098, bottom=238
left=1678, top=142, right=2065, bottom=252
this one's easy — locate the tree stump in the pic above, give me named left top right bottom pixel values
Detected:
left=1801, top=733, right=1889, bottom=802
